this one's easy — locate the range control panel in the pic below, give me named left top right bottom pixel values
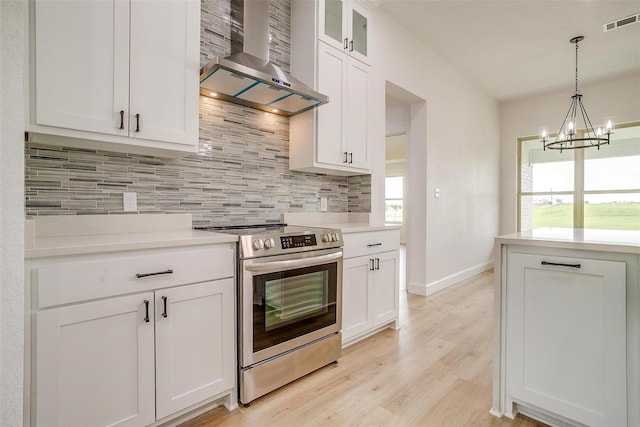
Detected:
left=281, top=234, right=317, bottom=249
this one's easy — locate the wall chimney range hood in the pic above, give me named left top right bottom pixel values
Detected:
left=200, top=0, right=328, bottom=117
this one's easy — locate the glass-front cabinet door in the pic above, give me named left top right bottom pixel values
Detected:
left=349, top=1, right=369, bottom=63
left=322, top=0, right=344, bottom=47
left=319, top=0, right=370, bottom=65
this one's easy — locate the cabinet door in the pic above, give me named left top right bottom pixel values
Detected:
left=34, top=0, right=129, bottom=136
left=155, top=279, right=235, bottom=419
left=345, top=58, right=370, bottom=170
left=318, top=0, right=347, bottom=52
left=316, top=42, right=347, bottom=167
left=36, top=293, right=155, bottom=427
left=342, top=256, right=372, bottom=341
left=506, top=253, right=627, bottom=427
left=371, top=251, right=398, bottom=326
left=348, top=1, right=370, bottom=64
left=129, top=0, right=199, bottom=146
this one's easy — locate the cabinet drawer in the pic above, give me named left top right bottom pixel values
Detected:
left=33, top=245, right=234, bottom=308
left=343, top=229, right=399, bottom=259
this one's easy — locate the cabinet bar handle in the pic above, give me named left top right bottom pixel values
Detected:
left=349, top=152, right=353, bottom=164
left=344, top=151, right=348, bottom=163
left=369, top=259, right=375, bottom=271
left=375, top=257, right=380, bottom=270
left=349, top=40, right=354, bottom=52
left=135, top=113, right=141, bottom=132
left=143, top=300, right=150, bottom=323
left=135, top=269, right=173, bottom=279
left=161, top=296, right=168, bottom=318
left=367, top=243, right=382, bottom=247
left=344, top=38, right=348, bottom=50
left=541, top=261, right=581, bottom=269
left=119, top=110, right=125, bottom=130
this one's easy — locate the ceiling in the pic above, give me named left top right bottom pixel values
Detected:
left=378, top=1, right=640, bottom=102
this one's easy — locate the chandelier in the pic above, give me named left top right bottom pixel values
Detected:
left=541, top=36, right=613, bottom=152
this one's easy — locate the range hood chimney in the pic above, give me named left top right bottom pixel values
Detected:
left=200, top=0, right=328, bottom=116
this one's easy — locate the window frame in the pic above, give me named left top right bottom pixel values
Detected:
left=517, top=121, right=640, bottom=231
left=384, top=175, right=404, bottom=225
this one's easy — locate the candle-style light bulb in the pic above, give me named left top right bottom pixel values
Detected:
left=606, top=119, right=613, bottom=133
left=541, top=129, right=548, bottom=142
left=567, top=121, right=575, bottom=135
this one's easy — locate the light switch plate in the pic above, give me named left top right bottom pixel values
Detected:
left=320, top=197, right=328, bottom=212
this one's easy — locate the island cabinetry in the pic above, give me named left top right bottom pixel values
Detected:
left=342, top=229, right=399, bottom=346
left=290, top=0, right=372, bottom=176
left=493, top=236, right=640, bottom=427
left=29, top=244, right=236, bottom=426
left=29, top=0, right=200, bottom=154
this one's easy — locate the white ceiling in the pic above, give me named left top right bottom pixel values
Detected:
left=378, top=0, right=640, bottom=102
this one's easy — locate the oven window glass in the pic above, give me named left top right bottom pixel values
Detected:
left=253, top=263, right=337, bottom=352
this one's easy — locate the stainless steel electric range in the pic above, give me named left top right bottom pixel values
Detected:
left=195, top=223, right=344, bottom=406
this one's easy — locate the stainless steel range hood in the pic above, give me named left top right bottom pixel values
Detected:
left=200, top=0, right=328, bottom=117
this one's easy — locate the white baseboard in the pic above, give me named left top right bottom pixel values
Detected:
left=408, top=261, right=493, bottom=296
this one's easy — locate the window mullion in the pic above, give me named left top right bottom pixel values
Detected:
left=574, top=146, right=585, bottom=228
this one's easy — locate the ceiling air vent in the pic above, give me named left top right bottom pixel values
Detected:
left=603, top=13, right=640, bottom=32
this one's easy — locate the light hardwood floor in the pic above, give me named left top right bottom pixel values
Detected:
left=181, top=270, right=546, bottom=427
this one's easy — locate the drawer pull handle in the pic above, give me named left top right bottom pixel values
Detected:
left=161, top=296, right=168, bottom=318
left=367, top=243, right=382, bottom=247
left=369, top=258, right=375, bottom=271
left=143, top=300, right=150, bottom=323
left=541, top=261, right=581, bottom=269
left=135, top=269, right=173, bottom=279
left=119, top=110, right=125, bottom=130
left=375, top=257, right=380, bottom=270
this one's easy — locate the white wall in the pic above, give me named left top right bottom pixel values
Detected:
left=370, top=10, right=500, bottom=293
left=499, top=74, right=640, bottom=235
left=0, top=0, right=26, bottom=424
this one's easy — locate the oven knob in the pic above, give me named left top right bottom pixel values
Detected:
left=253, top=239, right=264, bottom=250
left=322, top=233, right=331, bottom=242
left=332, top=233, right=340, bottom=242
left=264, top=238, right=275, bottom=249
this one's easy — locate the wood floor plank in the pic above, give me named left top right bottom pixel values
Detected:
left=180, top=270, right=546, bottom=427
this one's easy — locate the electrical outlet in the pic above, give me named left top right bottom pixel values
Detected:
left=434, top=188, right=441, bottom=198
left=123, top=192, right=137, bottom=212
left=320, top=197, right=328, bottom=212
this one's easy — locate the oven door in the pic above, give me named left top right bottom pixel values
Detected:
left=239, top=247, right=342, bottom=368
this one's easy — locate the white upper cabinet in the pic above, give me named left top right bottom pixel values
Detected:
left=30, top=0, right=200, bottom=154
left=319, top=0, right=370, bottom=65
left=290, top=0, right=372, bottom=176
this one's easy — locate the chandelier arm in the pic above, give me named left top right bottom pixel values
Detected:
left=578, top=98, right=597, bottom=141
left=556, top=98, right=574, bottom=141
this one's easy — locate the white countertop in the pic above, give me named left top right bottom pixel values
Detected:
left=496, top=228, right=640, bottom=254
left=282, top=212, right=401, bottom=234
left=25, top=214, right=237, bottom=259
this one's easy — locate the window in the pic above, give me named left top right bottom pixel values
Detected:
left=385, top=176, right=403, bottom=224
left=518, top=122, right=640, bottom=231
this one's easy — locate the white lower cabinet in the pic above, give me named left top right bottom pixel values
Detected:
left=155, top=279, right=234, bottom=419
left=342, top=229, right=399, bottom=346
left=36, top=293, right=156, bottom=427
left=505, top=251, right=627, bottom=426
left=30, top=245, right=236, bottom=426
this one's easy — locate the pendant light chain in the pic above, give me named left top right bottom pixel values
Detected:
left=574, top=39, right=579, bottom=94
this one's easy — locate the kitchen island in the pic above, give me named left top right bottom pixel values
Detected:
left=492, top=228, right=640, bottom=427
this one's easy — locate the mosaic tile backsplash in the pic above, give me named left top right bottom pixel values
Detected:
left=25, top=0, right=371, bottom=224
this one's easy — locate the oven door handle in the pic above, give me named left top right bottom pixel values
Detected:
left=245, top=251, right=342, bottom=273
